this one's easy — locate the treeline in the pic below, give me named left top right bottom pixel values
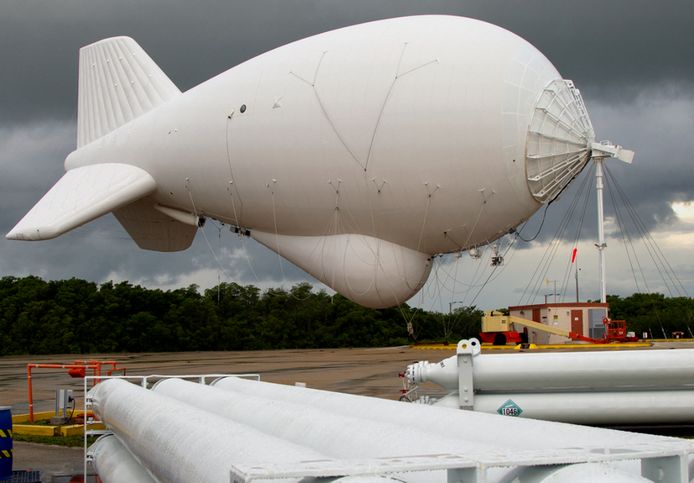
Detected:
left=607, top=293, right=694, bottom=338
left=2, top=276, right=691, bottom=355
left=0, top=276, right=482, bottom=355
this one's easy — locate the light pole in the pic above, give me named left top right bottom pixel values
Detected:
left=449, top=300, right=465, bottom=314
left=445, top=300, right=466, bottom=344
left=544, top=279, right=559, bottom=304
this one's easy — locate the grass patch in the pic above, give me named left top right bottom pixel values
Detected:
left=14, top=433, right=98, bottom=447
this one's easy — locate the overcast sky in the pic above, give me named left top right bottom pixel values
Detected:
left=1, top=0, right=693, bottom=312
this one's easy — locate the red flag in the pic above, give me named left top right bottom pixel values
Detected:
left=571, top=247, right=577, bottom=264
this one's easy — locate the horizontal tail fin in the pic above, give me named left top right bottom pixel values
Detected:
left=77, top=36, right=181, bottom=147
left=6, top=163, right=156, bottom=240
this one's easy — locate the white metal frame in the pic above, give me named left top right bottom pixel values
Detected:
left=228, top=446, right=689, bottom=483
left=456, top=339, right=480, bottom=409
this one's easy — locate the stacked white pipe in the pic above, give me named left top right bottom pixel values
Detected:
left=87, top=375, right=694, bottom=483
left=406, top=339, right=694, bottom=425
left=86, top=376, right=694, bottom=483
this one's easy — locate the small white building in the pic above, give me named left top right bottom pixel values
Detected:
left=507, top=302, right=608, bottom=344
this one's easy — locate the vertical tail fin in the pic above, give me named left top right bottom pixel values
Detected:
left=77, top=36, right=181, bottom=147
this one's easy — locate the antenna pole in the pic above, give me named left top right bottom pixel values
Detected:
left=595, top=158, right=607, bottom=303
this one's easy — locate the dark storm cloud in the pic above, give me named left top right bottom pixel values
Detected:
left=0, top=122, right=73, bottom=228
left=1, top=0, right=693, bottom=125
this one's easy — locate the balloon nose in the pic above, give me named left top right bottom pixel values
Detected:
left=525, top=79, right=595, bottom=204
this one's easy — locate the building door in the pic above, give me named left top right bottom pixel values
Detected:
left=571, top=310, right=583, bottom=335
left=532, top=308, right=541, bottom=322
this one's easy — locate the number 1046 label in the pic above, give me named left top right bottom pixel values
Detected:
left=497, top=399, right=523, bottom=417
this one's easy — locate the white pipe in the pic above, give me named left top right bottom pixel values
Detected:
left=88, top=434, right=157, bottom=483
left=515, top=462, right=650, bottom=483
left=152, top=378, right=501, bottom=457
left=433, top=390, right=694, bottom=425
left=89, top=378, right=327, bottom=483
left=92, top=377, right=689, bottom=483
left=210, top=377, right=673, bottom=451
left=160, top=378, right=663, bottom=483
left=407, top=349, right=694, bottom=392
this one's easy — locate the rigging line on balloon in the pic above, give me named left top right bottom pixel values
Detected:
left=315, top=179, right=342, bottom=269
left=628, top=184, right=688, bottom=297
left=463, top=234, right=519, bottom=310
left=426, top=252, right=466, bottom=311
left=523, top=211, right=572, bottom=304
left=416, top=183, right=439, bottom=252
left=519, top=164, right=592, bottom=304
left=235, top=233, right=262, bottom=285
left=515, top=203, right=549, bottom=242
left=363, top=172, right=380, bottom=241
left=336, top=188, right=425, bottom=312
left=359, top=173, right=419, bottom=295
left=216, top=223, right=223, bottom=302
left=363, top=43, right=438, bottom=172
left=433, top=248, right=493, bottom=295
left=312, top=90, right=364, bottom=170
left=462, top=235, right=516, bottom=298
left=431, top=260, right=453, bottom=305
left=267, top=181, right=290, bottom=288
left=185, top=186, right=235, bottom=284
left=558, top=184, right=588, bottom=302
left=431, top=250, right=490, bottom=291
left=464, top=237, right=517, bottom=309
left=339, top=235, right=379, bottom=299
left=266, top=182, right=316, bottom=302
left=289, top=52, right=365, bottom=171
left=559, top=170, right=592, bottom=301
left=604, top=170, right=646, bottom=293
left=458, top=250, right=493, bottom=307
left=612, top=186, right=678, bottom=296
left=428, top=257, right=449, bottom=316
left=440, top=195, right=487, bottom=256
left=458, top=245, right=487, bottom=298
left=423, top=256, right=448, bottom=301
left=397, top=301, right=419, bottom=340
left=327, top=182, right=362, bottom=236
left=529, top=169, right=592, bottom=304
left=603, top=165, right=677, bottom=295
left=363, top=42, right=406, bottom=173
left=397, top=58, right=439, bottom=78
left=318, top=192, right=360, bottom=296
left=224, top=113, right=243, bottom=227
left=481, top=233, right=520, bottom=285
left=466, top=252, right=498, bottom=309
left=605, top=164, right=687, bottom=296
left=460, top=194, right=487, bottom=250
left=449, top=249, right=463, bottom=304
